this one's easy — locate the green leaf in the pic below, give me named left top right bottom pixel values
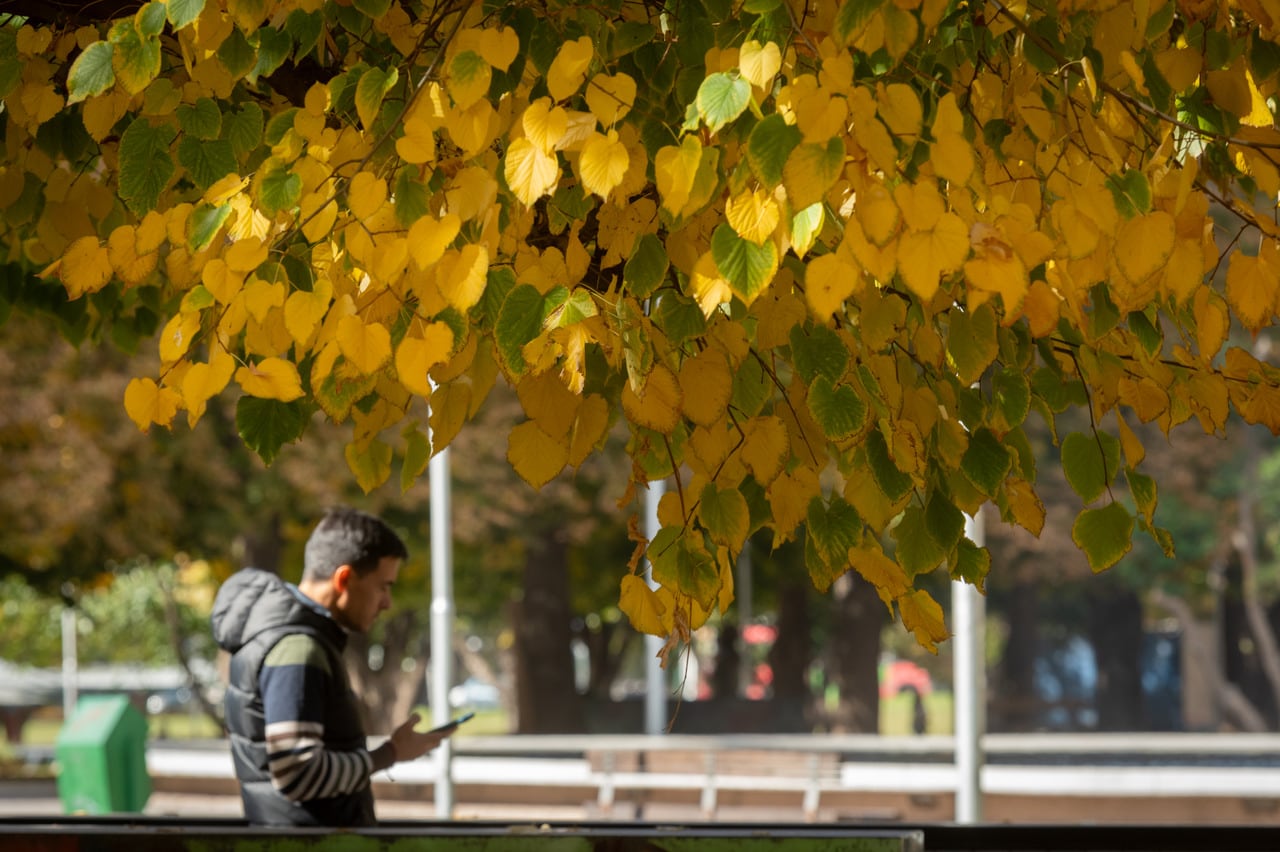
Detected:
left=187, top=202, right=231, bottom=252
left=401, top=425, right=431, bottom=493
left=624, top=233, right=669, bottom=299
left=1032, top=364, right=1086, bottom=412
left=748, top=114, right=802, bottom=187
left=178, top=137, right=238, bottom=190
left=316, top=364, right=376, bottom=422
left=67, top=42, right=116, bottom=105
left=1061, top=431, right=1121, bottom=504
left=808, top=375, right=866, bottom=441
left=730, top=353, right=771, bottom=418
left=236, top=396, right=311, bottom=465
left=167, top=0, right=206, bottom=30
left=946, top=302, right=998, bottom=386
left=835, top=0, right=887, bottom=43
left=744, top=0, right=781, bottom=11
left=950, top=537, right=990, bottom=592
left=789, top=323, right=848, bottom=384
left=1072, top=502, right=1133, bottom=573
left=251, top=27, right=293, bottom=83
left=1106, top=170, right=1152, bottom=219
left=217, top=27, right=256, bottom=79
left=649, top=527, right=720, bottom=610
left=699, top=481, right=749, bottom=548
left=118, top=118, right=176, bottom=215
left=1126, top=468, right=1158, bottom=525
left=136, top=2, right=168, bottom=37
left=176, top=97, right=222, bottom=140
left=993, top=367, right=1030, bottom=427
left=696, top=72, right=752, bottom=134
left=394, top=167, right=429, bottom=227
left=224, top=103, right=264, bottom=159
left=866, top=429, right=913, bottom=502
left=285, top=10, right=324, bottom=59
left=892, top=504, right=946, bottom=578
left=711, top=224, right=777, bottom=302
left=259, top=163, right=302, bottom=215
left=353, top=0, right=392, bottom=17
left=805, top=495, right=862, bottom=592
left=924, top=491, right=965, bottom=554
left=495, top=284, right=545, bottom=375
left=961, top=428, right=1012, bottom=496
left=791, top=203, right=824, bottom=255
left=611, top=21, right=656, bottom=59
left=356, top=66, right=398, bottom=130
left=109, top=20, right=161, bottom=94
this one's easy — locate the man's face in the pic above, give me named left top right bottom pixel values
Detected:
left=333, top=556, right=400, bottom=633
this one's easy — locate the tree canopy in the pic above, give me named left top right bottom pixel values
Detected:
left=4, top=0, right=1280, bottom=658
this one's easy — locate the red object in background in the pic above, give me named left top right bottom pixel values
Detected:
left=879, top=660, right=932, bottom=698
left=741, top=624, right=777, bottom=644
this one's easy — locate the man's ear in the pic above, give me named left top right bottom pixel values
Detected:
left=332, top=564, right=354, bottom=593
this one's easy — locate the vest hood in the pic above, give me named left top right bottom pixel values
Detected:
left=211, top=567, right=342, bottom=654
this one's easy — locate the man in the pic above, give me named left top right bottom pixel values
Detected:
left=211, top=506, right=452, bottom=826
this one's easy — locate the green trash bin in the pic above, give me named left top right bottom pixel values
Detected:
left=55, top=694, right=152, bottom=814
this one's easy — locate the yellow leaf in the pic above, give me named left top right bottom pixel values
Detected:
left=1194, top=288, right=1230, bottom=361
left=804, top=251, right=860, bottom=318
left=522, top=98, right=569, bottom=152
left=224, top=237, right=268, bottom=273
left=408, top=212, right=461, bottom=270
left=1116, top=410, right=1145, bottom=468
left=298, top=193, right=338, bottom=244
left=739, top=40, right=781, bottom=90
left=438, top=244, right=490, bottom=312
left=507, top=419, right=569, bottom=489
left=1116, top=211, right=1176, bottom=286
left=767, top=466, right=821, bottom=541
left=654, top=135, right=703, bottom=216
left=621, top=363, right=683, bottom=433
left=446, top=98, right=498, bottom=156
left=569, top=393, right=610, bottom=466
left=236, top=357, right=304, bottom=401
left=345, top=439, right=393, bottom=494
left=348, top=171, right=387, bottom=221
left=517, top=369, right=582, bottom=439
left=579, top=130, right=630, bottom=199
left=429, top=381, right=471, bottom=451
left=60, top=235, right=112, bottom=297
left=395, top=322, right=455, bottom=397
left=1022, top=278, right=1061, bottom=339
left=447, top=49, right=491, bottom=110
left=547, top=36, right=594, bottom=102
left=851, top=542, right=909, bottom=606
left=898, top=213, right=969, bottom=301
left=784, top=139, right=845, bottom=210
left=678, top=348, right=733, bottom=427
left=1226, top=249, right=1279, bottom=331
left=395, top=116, right=437, bottom=164
left=1004, top=477, right=1045, bottom=536
left=619, top=573, right=670, bottom=637
left=931, top=131, right=973, bottom=185
left=965, top=225, right=1028, bottom=311
left=1119, top=375, right=1170, bottom=424
left=691, top=253, right=732, bottom=319
left=159, top=311, right=201, bottom=363
left=585, top=73, right=637, bottom=126
left=1242, top=68, right=1275, bottom=128
left=476, top=26, right=520, bottom=71
left=877, top=82, right=922, bottom=140
left=898, top=589, right=948, bottom=654
left=337, top=315, right=392, bottom=375
left=742, top=415, right=789, bottom=486
left=726, top=188, right=780, bottom=244
left=504, top=137, right=561, bottom=206
left=855, top=182, right=900, bottom=247
left=689, top=421, right=734, bottom=479
left=124, top=377, right=180, bottom=432
left=284, top=277, right=331, bottom=346
left=182, top=348, right=235, bottom=426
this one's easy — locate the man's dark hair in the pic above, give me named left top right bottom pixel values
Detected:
left=303, top=506, right=408, bottom=580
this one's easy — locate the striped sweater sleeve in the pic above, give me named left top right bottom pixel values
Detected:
left=260, top=633, right=373, bottom=802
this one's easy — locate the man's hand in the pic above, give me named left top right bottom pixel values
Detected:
left=386, top=712, right=452, bottom=762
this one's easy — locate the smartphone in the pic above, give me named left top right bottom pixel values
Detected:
left=426, top=711, right=475, bottom=735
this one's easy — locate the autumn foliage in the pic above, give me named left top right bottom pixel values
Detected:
left=4, top=0, right=1280, bottom=653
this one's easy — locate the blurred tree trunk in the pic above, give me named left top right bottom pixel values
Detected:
left=1086, top=582, right=1144, bottom=730
left=768, top=569, right=813, bottom=731
left=514, top=529, right=583, bottom=732
left=826, top=572, right=882, bottom=732
left=346, top=611, right=424, bottom=733
left=992, top=575, right=1041, bottom=732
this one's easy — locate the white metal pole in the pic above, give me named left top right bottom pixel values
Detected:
left=953, top=508, right=986, bottom=823
left=644, top=478, right=667, bottom=735
left=429, top=443, right=456, bottom=818
left=61, top=606, right=77, bottom=719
